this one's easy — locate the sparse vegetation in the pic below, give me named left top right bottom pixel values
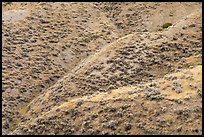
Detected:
left=2, top=2, right=202, bottom=135
left=162, top=23, right=172, bottom=29
left=3, top=2, right=12, bottom=6
left=145, top=130, right=160, bottom=135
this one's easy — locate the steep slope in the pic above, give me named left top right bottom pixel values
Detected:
left=11, top=65, right=202, bottom=135
left=2, top=2, right=120, bottom=133
left=2, top=2, right=202, bottom=135
left=9, top=8, right=202, bottom=135
left=95, top=2, right=200, bottom=33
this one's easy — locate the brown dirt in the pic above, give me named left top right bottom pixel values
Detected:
left=2, top=2, right=202, bottom=135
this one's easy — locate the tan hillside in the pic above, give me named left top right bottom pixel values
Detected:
left=2, top=2, right=202, bottom=135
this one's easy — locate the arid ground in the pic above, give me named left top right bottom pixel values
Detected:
left=2, top=2, right=202, bottom=135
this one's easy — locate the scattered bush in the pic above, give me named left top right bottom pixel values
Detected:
left=162, top=23, right=172, bottom=29
left=3, top=2, right=12, bottom=6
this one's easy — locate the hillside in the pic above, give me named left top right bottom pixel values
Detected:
left=2, top=2, right=202, bottom=135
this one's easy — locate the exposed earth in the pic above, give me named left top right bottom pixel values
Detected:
left=2, top=2, right=202, bottom=135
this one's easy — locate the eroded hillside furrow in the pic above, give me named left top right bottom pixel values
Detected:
left=2, top=2, right=202, bottom=135
left=2, top=2, right=121, bottom=133
left=9, top=8, right=202, bottom=135
left=11, top=65, right=202, bottom=135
